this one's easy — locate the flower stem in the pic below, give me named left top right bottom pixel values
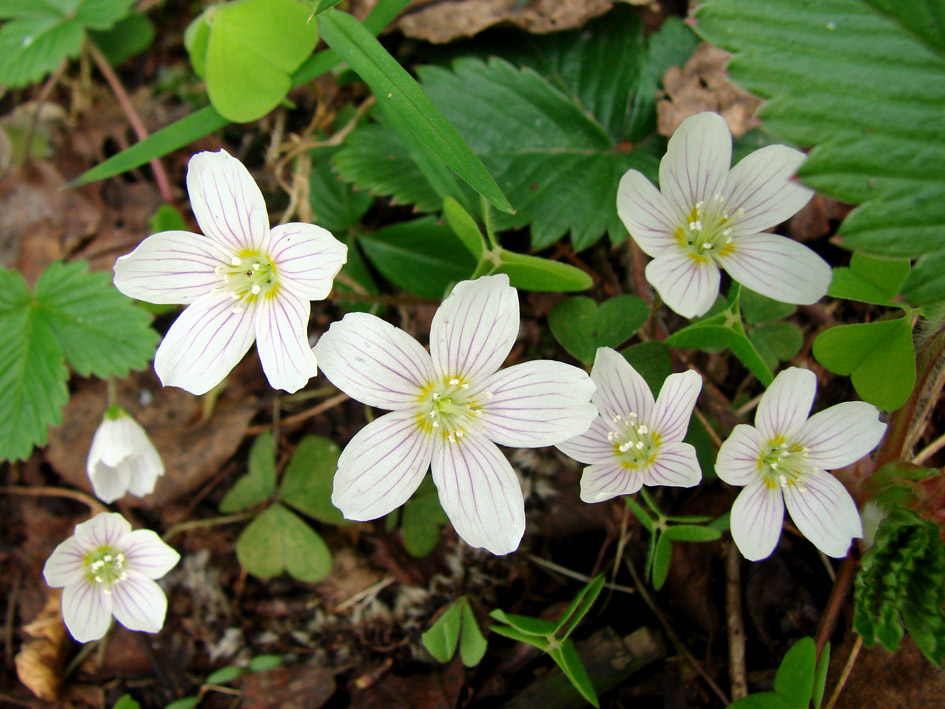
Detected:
left=162, top=511, right=257, bottom=544
left=0, top=485, right=106, bottom=515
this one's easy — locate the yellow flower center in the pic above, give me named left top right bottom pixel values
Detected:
left=607, top=412, right=661, bottom=469
left=416, top=375, right=488, bottom=443
left=758, top=436, right=810, bottom=490
left=216, top=248, right=279, bottom=312
left=84, top=546, right=127, bottom=594
left=673, top=193, right=742, bottom=261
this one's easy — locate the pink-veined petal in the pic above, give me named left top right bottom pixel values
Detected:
left=74, top=513, right=132, bottom=549
left=254, top=291, right=317, bottom=394
left=716, top=424, right=766, bottom=487
left=124, top=441, right=164, bottom=498
left=716, top=233, right=831, bottom=306
left=431, top=433, right=525, bottom=555
left=153, top=292, right=257, bottom=396
left=113, top=231, right=224, bottom=305
left=314, top=313, right=435, bottom=410
left=430, top=274, right=518, bottom=386
left=88, top=459, right=132, bottom=504
left=478, top=360, right=596, bottom=448
left=724, top=144, right=813, bottom=236
left=645, top=250, right=720, bottom=319
left=643, top=442, right=702, bottom=488
left=44, top=537, right=88, bottom=588
left=61, top=580, right=112, bottom=643
left=556, top=418, right=616, bottom=465
left=783, top=472, right=863, bottom=558
left=589, top=347, right=654, bottom=423
left=110, top=573, right=168, bottom=633
left=659, top=112, right=732, bottom=217
left=186, top=149, right=269, bottom=251
left=580, top=462, right=643, bottom=503
left=266, top=223, right=347, bottom=301
left=797, top=402, right=886, bottom=470
left=332, top=411, right=433, bottom=521
left=650, top=369, right=702, bottom=443
left=730, top=481, right=785, bottom=562
left=755, top=367, right=816, bottom=441
left=119, top=530, right=180, bottom=580
left=616, top=169, right=679, bottom=258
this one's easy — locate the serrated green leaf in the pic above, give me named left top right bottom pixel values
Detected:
left=490, top=609, right=556, bottom=636
left=358, top=217, right=476, bottom=298
left=279, top=435, right=347, bottom=525
left=219, top=431, right=276, bottom=513
left=812, top=317, right=915, bottom=411
left=459, top=602, right=487, bottom=667
left=549, top=295, right=649, bottom=364
left=663, top=525, right=722, bottom=543
left=651, top=531, right=672, bottom=590
left=89, top=12, right=154, bottom=65
left=33, top=261, right=158, bottom=378
left=402, top=493, right=448, bottom=557
left=421, top=598, right=464, bottom=662
left=491, top=249, right=592, bottom=292
left=248, top=654, right=283, bottom=672
left=749, top=322, right=803, bottom=371
left=235, top=503, right=332, bottom=583
left=309, top=148, right=373, bottom=236
left=443, top=197, right=486, bottom=258
left=773, top=637, right=816, bottom=705
left=549, top=641, right=599, bottom=708
left=620, top=341, right=673, bottom=397
left=205, top=665, right=246, bottom=685
left=813, top=642, right=830, bottom=709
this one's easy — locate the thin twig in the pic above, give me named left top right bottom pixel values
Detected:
left=527, top=554, right=637, bottom=596
left=162, top=511, right=257, bottom=544
left=332, top=576, right=396, bottom=613
left=246, top=391, right=349, bottom=434
left=86, top=41, right=175, bottom=204
left=824, top=635, right=862, bottom=709
left=725, top=542, right=748, bottom=700
left=734, top=393, right=763, bottom=418
left=0, top=486, right=107, bottom=515
left=913, top=429, right=945, bottom=465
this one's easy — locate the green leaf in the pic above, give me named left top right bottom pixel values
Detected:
left=421, top=598, right=464, bottom=662
left=443, top=197, right=486, bottom=258
left=813, top=642, right=830, bottom=709
left=740, top=288, right=796, bottom=325
left=651, top=531, right=673, bottom=590
left=279, top=435, right=347, bottom=525
left=727, top=693, right=797, bottom=709
left=773, top=637, right=816, bottom=706
left=205, top=665, right=246, bottom=685
left=309, top=148, right=373, bottom=236
left=489, top=624, right=551, bottom=652
left=620, top=341, right=673, bottom=397
left=34, top=260, right=158, bottom=378
left=663, top=525, right=722, bottom=543
left=829, top=252, right=911, bottom=306
left=549, top=295, right=649, bottom=364
left=402, top=493, right=449, bottom=557
left=490, top=609, right=556, bottom=636
left=318, top=9, right=512, bottom=214
left=235, top=503, right=333, bottom=583
left=149, top=203, right=188, bottom=233
left=625, top=496, right=655, bottom=533
left=749, top=322, right=803, bottom=372
left=812, top=317, right=916, bottom=411
left=310, top=0, right=345, bottom=15
left=459, top=602, right=487, bottom=667
left=900, top=249, right=945, bottom=306
left=89, top=12, right=154, bottom=65
left=549, top=641, right=599, bottom=708
left=357, top=217, right=476, bottom=298
left=248, top=654, right=283, bottom=672
left=219, top=431, right=276, bottom=513
left=491, top=249, right=593, bottom=292
left=163, top=699, right=198, bottom=709
left=112, top=695, right=141, bottom=709
left=554, top=575, right=605, bottom=640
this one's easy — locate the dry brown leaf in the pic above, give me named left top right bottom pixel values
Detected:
left=237, top=663, right=337, bottom=709
left=15, top=590, right=69, bottom=702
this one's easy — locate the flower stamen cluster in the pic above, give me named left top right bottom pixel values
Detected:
left=605, top=413, right=661, bottom=468
left=215, top=251, right=279, bottom=313
left=86, top=548, right=128, bottom=591
left=417, top=376, right=490, bottom=443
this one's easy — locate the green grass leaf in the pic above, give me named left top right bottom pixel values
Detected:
left=236, top=503, right=332, bottom=583
left=219, top=431, right=276, bottom=513
left=549, top=295, right=649, bottom=364
left=443, top=197, right=486, bottom=258
left=280, top=435, right=347, bottom=525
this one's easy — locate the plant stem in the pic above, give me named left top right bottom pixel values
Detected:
left=0, top=486, right=106, bottom=515
left=162, top=511, right=256, bottom=544
left=815, top=557, right=857, bottom=656
left=824, top=635, right=862, bottom=709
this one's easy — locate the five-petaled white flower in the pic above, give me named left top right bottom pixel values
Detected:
left=87, top=406, right=164, bottom=504
left=43, top=513, right=180, bottom=643
left=114, top=149, right=347, bottom=395
left=557, top=347, right=703, bottom=502
left=313, top=274, right=597, bottom=555
left=716, top=367, right=886, bottom=561
left=617, top=112, right=831, bottom=318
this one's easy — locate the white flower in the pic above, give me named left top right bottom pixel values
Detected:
left=43, top=512, right=180, bottom=643
left=556, top=348, right=703, bottom=502
left=616, top=111, right=831, bottom=318
left=313, top=274, right=597, bottom=555
left=113, top=149, right=347, bottom=395
left=87, top=406, right=164, bottom=504
left=716, top=367, right=886, bottom=561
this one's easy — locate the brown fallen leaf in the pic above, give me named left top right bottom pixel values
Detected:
left=349, top=656, right=463, bottom=709
left=15, top=590, right=69, bottom=702
left=237, top=663, right=337, bottom=709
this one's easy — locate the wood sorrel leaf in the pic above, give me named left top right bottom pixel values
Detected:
left=219, top=431, right=276, bottom=513
left=549, top=295, right=649, bottom=364
left=829, top=252, right=911, bottom=306
left=279, top=435, right=347, bottom=525
left=236, top=503, right=332, bottom=582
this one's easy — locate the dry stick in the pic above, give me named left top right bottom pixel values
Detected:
left=824, top=635, right=863, bottom=709
left=623, top=551, right=731, bottom=706
left=913, top=428, right=945, bottom=465
left=527, top=554, right=637, bottom=596
left=815, top=557, right=857, bottom=656
left=0, top=485, right=107, bottom=515
left=86, top=41, right=175, bottom=205
left=245, top=391, right=349, bottom=434
left=725, top=543, right=748, bottom=700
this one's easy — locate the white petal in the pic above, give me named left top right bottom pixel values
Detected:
left=580, top=462, right=643, bottom=503
left=314, top=313, right=435, bottom=410
left=730, top=481, right=785, bottom=562
left=616, top=170, right=679, bottom=258
left=645, top=250, right=720, bottom=319
left=113, top=231, right=225, bottom=304
left=716, top=233, right=831, bottom=306
left=44, top=537, right=88, bottom=588
left=431, top=433, right=525, bottom=555
left=266, top=223, right=347, bottom=301
left=650, top=369, right=702, bottom=443
left=332, top=411, right=433, bottom=521
left=724, top=145, right=813, bottom=235
left=716, top=424, right=766, bottom=487
left=477, top=361, right=597, bottom=448
left=119, top=530, right=181, bottom=579
left=110, top=573, right=168, bottom=633
left=755, top=367, right=816, bottom=441
left=430, top=274, right=518, bottom=386
left=88, top=460, right=132, bottom=504
left=254, top=291, right=317, bottom=394
left=589, top=347, right=654, bottom=423
left=88, top=417, right=136, bottom=467
left=659, top=112, right=732, bottom=217
left=797, top=402, right=886, bottom=470
left=124, top=443, right=165, bottom=498
left=642, top=442, right=702, bottom=488
left=556, top=418, right=615, bottom=465
left=153, top=292, right=257, bottom=396
left=61, top=580, right=112, bottom=643
left=74, top=513, right=132, bottom=549
left=186, top=149, right=269, bottom=251
left=783, top=472, right=863, bottom=558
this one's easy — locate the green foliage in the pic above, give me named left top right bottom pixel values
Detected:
left=489, top=249, right=593, bottom=292
left=854, top=506, right=945, bottom=665
left=862, top=461, right=940, bottom=509
left=236, top=503, right=332, bottom=583
left=548, top=295, right=649, bottom=365
left=280, top=435, right=347, bottom=525
left=491, top=575, right=605, bottom=707
left=219, top=432, right=277, bottom=513
left=0, top=0, right=135, bottom=87
left=0, top=261, right=157, bottom=461
left=620, top=341, right=674, bottom=397
left=829, top=253, right=911, bottom=307
left=695, top=0, right=945, bottom=306
left=112, top=695, right=140, bottom=709
left=89, top=12, right=155, bottom=65
left=248, top=654, right=283, bottom=672
left=421, top=596, right=487, bottom=667
left=741, top=289, right=802, bottom=371
left=402, top=492, right=449, bottom=557
left=812, top=317, right=915, bottom=411
left=727, top=637, right=827, bottom=709
left=310, top=149, right=373, bottom=236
